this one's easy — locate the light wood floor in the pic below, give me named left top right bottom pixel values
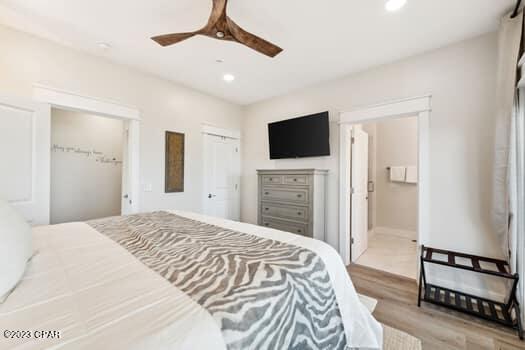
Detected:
left=348, top=264, right=525, bottom=350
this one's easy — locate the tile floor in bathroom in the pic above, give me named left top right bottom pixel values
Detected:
left=355, top=233, right=418, bottom=279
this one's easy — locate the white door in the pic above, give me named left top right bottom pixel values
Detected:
left=351, top=126, right=369, bottom=262
left=203, top=134, right=240, bottom=220
left=0, top=96, right=51, bottom=225
left=121, top=120, right=140, bottom=215
left=121, top=124, right=131, bottom=214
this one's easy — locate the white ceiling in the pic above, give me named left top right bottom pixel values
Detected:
left=0, top=0, right=515, bottom=105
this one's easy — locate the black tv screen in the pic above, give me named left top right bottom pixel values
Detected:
left=268, top=112, right=330, bottom=159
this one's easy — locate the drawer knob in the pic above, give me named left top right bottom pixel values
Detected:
left=293, top=178, right=298, bottom=182
left=297, top=229, right=302, bottom=233
left=264, top=223, right=269, bottom=227
left=265, top=208, right=269, bottom=211
left=265, top=192, right=269, bottom=195
left=297, top=194, right=302, bottom=198
left=297, top=212, right=302, bottom=215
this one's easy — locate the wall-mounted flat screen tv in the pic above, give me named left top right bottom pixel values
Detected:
left=268, top=112, right=330, bottom=159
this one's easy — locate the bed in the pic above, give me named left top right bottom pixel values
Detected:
left=0, top=210, right=382, bottom=349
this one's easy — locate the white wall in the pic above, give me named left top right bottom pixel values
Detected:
left=0, top=25, right=243, bottom=214
left=241, top=33, right=502, bottom=262
left=51, top=109, right=123, bottom=224
left=374, top=116, right=418, bottom=234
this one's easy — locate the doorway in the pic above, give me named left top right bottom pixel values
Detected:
left=50, top=109, right=125, bottom=223
left=339, top=96, right=431, bottom=274
left=350, top=117, right=419, bottom=279
left=0, top=85, right=141, bottom=225
left=202, top=127, right=241, bottom=221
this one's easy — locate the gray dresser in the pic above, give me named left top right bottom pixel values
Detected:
left=257, top=169, right=328, bottom=241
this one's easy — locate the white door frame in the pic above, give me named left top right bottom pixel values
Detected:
left=33, top=84, right=141, bottom=214
left=339, top=95, right=431, bottom=265
left=202, top=124, right=241, bottom=220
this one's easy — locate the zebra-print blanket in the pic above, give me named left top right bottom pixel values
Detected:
left=88, top=211, right=347, bottom=350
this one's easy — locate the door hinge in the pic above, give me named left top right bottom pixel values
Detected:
left=235, top=147, right=238, bottom=153
left=351, top=137, right=355, bottom=144
left=351, top=238, right=355, bottom=245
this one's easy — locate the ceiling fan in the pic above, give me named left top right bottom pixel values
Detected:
left=151, top=0, right=283, bottom=58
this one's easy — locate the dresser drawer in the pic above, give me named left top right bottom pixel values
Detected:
left=261, top=217, right=310, bottom=237
left=261, top=202, right=309, bottom=222
left=262, top=175, right=283, bottom=185
left=283, top=175, right=309, bottom=186
left=261, top=187, right=309, bottom=204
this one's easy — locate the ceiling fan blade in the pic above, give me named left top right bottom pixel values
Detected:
left=226, top=17, right=283, bottom=58
left=207, top=0, right=227, bottom=28
left=151, top=32, right=196, bottom=46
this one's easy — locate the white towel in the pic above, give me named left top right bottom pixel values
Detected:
left=389, top=166, right=406, bottom=182
left=405, top=166, right=418, bottom=184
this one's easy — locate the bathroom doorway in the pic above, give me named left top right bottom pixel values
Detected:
left=350, top=116, right=419, bottom=279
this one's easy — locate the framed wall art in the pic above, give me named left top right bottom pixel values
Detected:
left=165, top=131, right=185, bottom=193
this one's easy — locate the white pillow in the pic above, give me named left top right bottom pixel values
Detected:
left=0, top=199, right=32, bottom=301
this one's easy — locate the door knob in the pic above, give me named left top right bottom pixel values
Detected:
left=208, top=194, right=216, bottom=198
left=123, top=194, right=129, bottom=199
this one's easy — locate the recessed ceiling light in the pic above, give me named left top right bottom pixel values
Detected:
left=223, top=73, right=235, bottom=82
left=96, top=42, right=112, bottom=51
left=385, top=0, right=407, bottom=12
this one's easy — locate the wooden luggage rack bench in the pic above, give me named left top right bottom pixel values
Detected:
left=418, top=245, right=523, bottom=339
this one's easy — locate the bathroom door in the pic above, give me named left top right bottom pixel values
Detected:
left=351, top=126, right=369, bottom=262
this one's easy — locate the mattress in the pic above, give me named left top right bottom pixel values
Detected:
left=0, top=211, right=382, bottom=350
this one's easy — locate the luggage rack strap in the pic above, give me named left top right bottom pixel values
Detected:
left=421, top=246, right=515, bottom=279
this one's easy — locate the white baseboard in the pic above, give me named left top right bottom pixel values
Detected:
left=374, top=226, right=417, bottom=240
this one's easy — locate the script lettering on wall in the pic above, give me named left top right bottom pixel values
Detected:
left=165, top=131, right=185, bottom=193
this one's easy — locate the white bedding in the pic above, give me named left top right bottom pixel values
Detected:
left=0, top=211, right=382, bottom=350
